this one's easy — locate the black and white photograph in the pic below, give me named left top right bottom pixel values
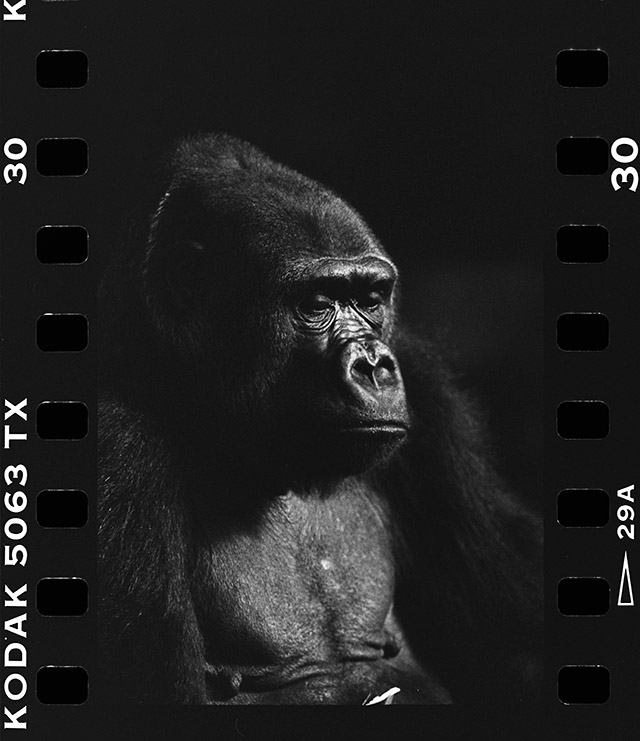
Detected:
left=97, top=132, right=542, bottom=706
left=1, top=0, right=638, bottom=737
left=93, top=2, right=547, bottom=709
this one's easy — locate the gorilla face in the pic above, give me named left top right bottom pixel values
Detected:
left=279, top=252, right=409, bottom=476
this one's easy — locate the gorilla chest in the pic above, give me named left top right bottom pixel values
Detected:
left=203, top=490, right=395, bottom=663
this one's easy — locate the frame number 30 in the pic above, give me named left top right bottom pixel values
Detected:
left=611, top=137, right=638, bottom=192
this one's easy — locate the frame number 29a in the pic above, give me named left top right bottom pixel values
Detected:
left=611, top=137, right=639, bottom=192
left=617, top=484, right=635, bottom=607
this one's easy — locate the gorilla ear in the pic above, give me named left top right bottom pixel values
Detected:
left=164, top=240, right=206, bottom=312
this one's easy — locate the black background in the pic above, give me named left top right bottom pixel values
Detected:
left=2, top=0, right=640, bottom=737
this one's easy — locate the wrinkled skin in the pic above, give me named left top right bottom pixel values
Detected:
left=98, top=134, right=542, bottom=705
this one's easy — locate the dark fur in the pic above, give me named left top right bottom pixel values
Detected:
left=98, top=133, right=541, bottom=704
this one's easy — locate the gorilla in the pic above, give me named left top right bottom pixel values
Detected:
left=97, top=133, right=542, bottom=705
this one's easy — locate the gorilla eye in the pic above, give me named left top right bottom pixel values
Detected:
left=299, top=295, right=333, bottom=315
left=359, top=291, right=383, bottom=310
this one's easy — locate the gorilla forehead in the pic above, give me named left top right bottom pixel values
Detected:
left=169, top=133, right=389, bottom=265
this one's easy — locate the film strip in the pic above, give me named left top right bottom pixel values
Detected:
left=555, top=51, right=617, bottom=707
left=549, top=34, right=638, bottom=729
left=0, top=2, right=637, bottom=738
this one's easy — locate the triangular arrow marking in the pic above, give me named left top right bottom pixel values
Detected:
left=618, top=551, right=634, bottom=607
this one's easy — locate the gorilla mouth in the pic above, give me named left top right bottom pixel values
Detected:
left=339, top=422, right=408, bottom=437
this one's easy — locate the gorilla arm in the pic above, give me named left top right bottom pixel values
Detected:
left=97, top=395, right=210, bottom=704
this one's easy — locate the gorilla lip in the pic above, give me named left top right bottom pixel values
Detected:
left=339, top=422, right=408, bottom=436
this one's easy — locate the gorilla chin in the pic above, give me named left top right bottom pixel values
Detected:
left=338, top=426, right=408, bottom=474
left=291, top=421, right=408, bottom=480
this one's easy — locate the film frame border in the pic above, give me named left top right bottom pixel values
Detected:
left=0, top=2, right=638, bottom=738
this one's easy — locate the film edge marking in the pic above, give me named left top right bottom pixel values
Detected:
left=3, top=399, right=30, bottom=730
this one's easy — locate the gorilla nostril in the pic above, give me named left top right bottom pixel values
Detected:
left=352, top=357, right=376, bottom=385
left=351, top=355, right=397, bottom=389
left=373, top=364, right=395, bottom=387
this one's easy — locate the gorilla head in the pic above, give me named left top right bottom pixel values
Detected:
left=142, top=134, right=408, bottom=480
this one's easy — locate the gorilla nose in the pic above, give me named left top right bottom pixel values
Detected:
left=344, top=341, right=401, bottom=392
left=351, top=353, right=397, bottom=390
left=339, top=340, right=408, bottom=427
